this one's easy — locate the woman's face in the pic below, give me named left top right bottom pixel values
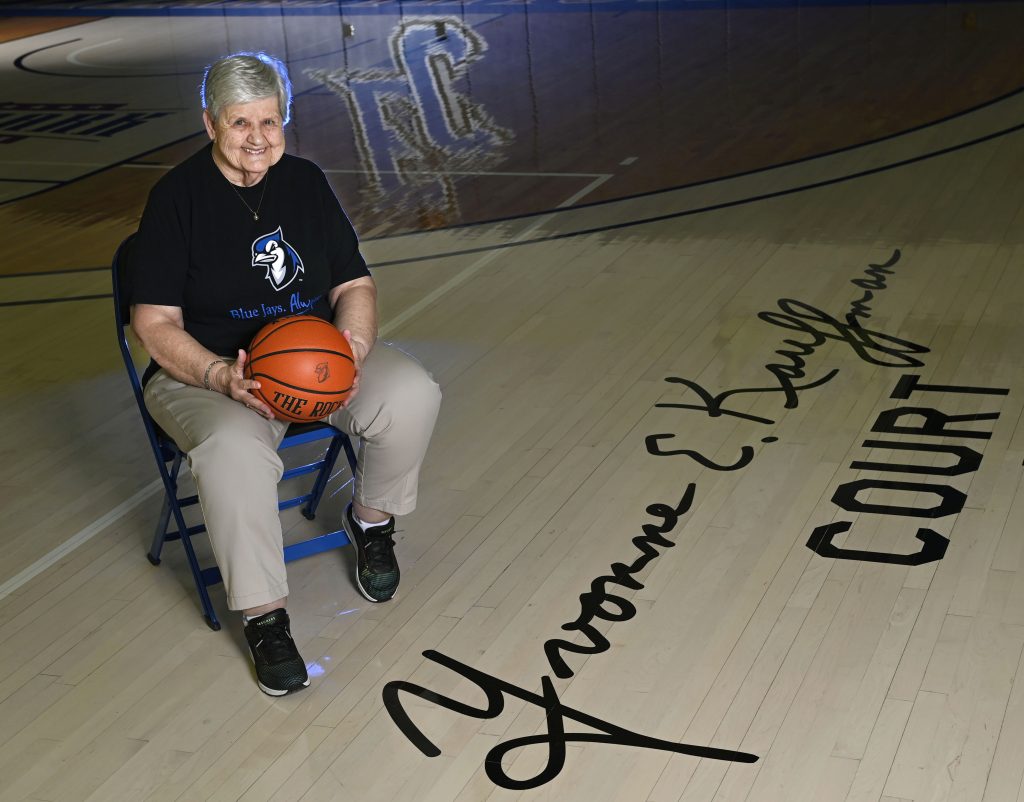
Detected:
left=204, top=96, right=285, bottom=186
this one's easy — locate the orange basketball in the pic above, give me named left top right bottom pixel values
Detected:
left=245, top=316, right=355, bottom=422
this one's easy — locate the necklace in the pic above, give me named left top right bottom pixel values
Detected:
left=230, top=173, right=269, bottom=221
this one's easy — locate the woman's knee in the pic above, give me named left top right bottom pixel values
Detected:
left=397, top=358, right=442, bottom=416
left=188, top=426, right=284, bottom=481
left=352, top=346, right=441, bottom=435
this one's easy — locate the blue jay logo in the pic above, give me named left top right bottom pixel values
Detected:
left=251, top=227, right=304, bottom=291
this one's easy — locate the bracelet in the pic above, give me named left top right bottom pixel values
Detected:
left=203, top=359, right=226, bottom=391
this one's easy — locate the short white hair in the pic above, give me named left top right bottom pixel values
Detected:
left=201, top=52, right=292, bottom=125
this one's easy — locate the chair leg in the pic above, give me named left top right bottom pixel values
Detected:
left=302, top=436, right=344, bottom=520
left=148, top=432, right=358, bottom=631
left=148, top=452, right=182, bottom=564
left=166, top=486, right=221, bottom=631
left=342, top=434, right=358, bottom=475
left=148, top=491, right=172, bottom=565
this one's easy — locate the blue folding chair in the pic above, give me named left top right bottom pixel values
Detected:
left=112, top=234, right=354, bottom=631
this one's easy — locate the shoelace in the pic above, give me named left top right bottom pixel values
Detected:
left=255, top=621, right=296, bottom=663
left=363, top=531, right=397, bottom=572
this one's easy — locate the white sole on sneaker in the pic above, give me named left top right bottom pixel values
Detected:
left=247, top=651, right=310, bottom=697
left=354, top=573, right=397, bottom=604
left=257, top=678, right=309, bottom=697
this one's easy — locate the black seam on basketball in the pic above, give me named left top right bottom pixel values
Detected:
left=248, top=347, right=354, bottom=364
left=248, top=317, right=339, bottom=352
left=248, top=372, right=353, bottom=396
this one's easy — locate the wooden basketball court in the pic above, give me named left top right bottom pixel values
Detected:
left=2, top=2, right=1024, bottom=800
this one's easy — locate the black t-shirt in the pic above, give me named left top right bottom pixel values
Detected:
left=130, top=143, right=370, bottom=356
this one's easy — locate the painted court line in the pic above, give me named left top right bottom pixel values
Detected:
left=67, top=37, right=122, bottom=65
left=0, top=479, right=161, bottom=602
left=557, top=174, right=612, bottom=208
left=380, top=175, right=611, bottom=335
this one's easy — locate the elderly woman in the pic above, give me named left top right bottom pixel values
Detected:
left=130, top=52, right=441, bottom=696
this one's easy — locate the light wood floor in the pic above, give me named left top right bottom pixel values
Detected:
left=4, top=4, right=1024, bottom=801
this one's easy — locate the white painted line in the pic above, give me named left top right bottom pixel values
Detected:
left=556, top=174, right=612, bottom=208
left=0, top=478, right=162, bottom=602
left=67, top=38, right=123, bottom=66
left=620, top=156, right=638, bottom=166
left=381, top=226, right=534, bottom=336
left=380, top=172, right=613, bottom=335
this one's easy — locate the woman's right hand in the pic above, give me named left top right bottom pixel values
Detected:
left=215, top=349, right=276, bottom=419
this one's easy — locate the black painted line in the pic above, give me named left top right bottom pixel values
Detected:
left=0, top=266, right=107, bottom=280
left=8, top=115, right=1024, bottom=304
left=364, top=81, right=1024, bottom=241
left=0, top=293, right=111, bottom=308
left=12, top=32, right=373, bottom=79
left=4, top=20, right=1023, bottom=234
left=0, top=130, right=101, bottom=142
left=0, top=127, right=207, bottom=207
left=13, top=35, right=195, bottom=77
left=7, top=19, right=1023, bottom=240
left=0, top=62, right=338, bottom=208
left=370, top=119, right=1024, bottom=267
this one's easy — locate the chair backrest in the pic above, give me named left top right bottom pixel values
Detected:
left=112, top=233, right=135, bottom=330
left=111, top=234, right=145, bottom=399
left=112, top=234, right=175, bottom=461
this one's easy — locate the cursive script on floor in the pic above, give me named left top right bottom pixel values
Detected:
left=383, top=485, right=758, bottom=789
left=383, top=249, right=922, bottom=789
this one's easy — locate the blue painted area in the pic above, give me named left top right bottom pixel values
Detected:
left=0, top=0, right=1004, bottom=16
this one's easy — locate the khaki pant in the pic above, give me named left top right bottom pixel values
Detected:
left=144, top=343, right=441, bottom=610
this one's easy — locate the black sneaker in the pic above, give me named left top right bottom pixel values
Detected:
left=346, top=503, right=400, bottom=602
left=243, top=609, right=310, bottom=696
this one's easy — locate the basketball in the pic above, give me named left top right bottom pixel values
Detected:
left=244, top=316, right=355, bottom=422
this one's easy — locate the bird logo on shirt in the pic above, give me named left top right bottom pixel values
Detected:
left=251, top=227, right=304, bottom=291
